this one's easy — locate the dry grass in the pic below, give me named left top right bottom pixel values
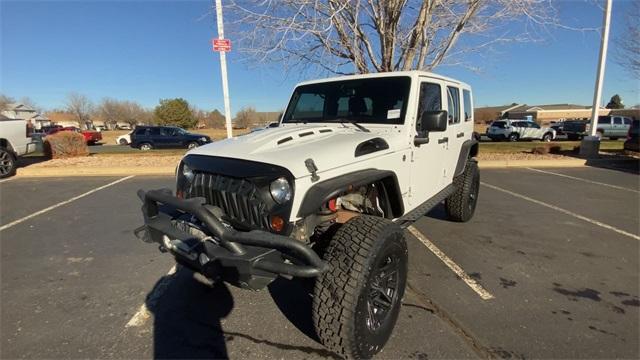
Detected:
left=98, top=128, right=249, bottom=145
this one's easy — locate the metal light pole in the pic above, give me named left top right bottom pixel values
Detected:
left=581, top=0, right=612, bottom=157
left=214, top=0, right=233, bottom=139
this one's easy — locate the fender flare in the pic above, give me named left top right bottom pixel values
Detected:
left=454, top=139, right=479, bottom=177
left=296, top=169, right=404, bottom=218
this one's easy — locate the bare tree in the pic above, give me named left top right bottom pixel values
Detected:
left=97, top=98, right=124, bottom=129
left=234, top=106, right=257, bottom=129
left=0, top=94, right=15, bottom=112
left=121, top=101, right=147, bottom=127
left=66, top=93, right=94, bottom=129
left=614, top=1, right=639, bottom=78
left=227, top=0, right=585, bottom=74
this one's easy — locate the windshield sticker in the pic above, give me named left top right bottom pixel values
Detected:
left=387, top=109, right=401, bottom=119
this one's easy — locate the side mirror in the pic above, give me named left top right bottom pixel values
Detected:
left=414, top=110, right=447, bottom=146
left=419, top=110, right=448, bottom=132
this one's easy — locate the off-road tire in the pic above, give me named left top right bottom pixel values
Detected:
left=445, top=159, right=479, bottom=222
left=312, top=215, right=408, bottom=359
left=0, top=147, right=17, bottom=179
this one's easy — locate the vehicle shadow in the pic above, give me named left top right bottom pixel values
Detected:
left=268, top=277, right=318, bottom=341
left=146, top=265, right=234, bottom=359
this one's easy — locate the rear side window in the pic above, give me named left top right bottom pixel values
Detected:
left=148, top=128, right=161, bottom=136
left=447, top=86, right=460, bottom=124
left=613, top=117, right=623, bottom=125
left=463, top=89, right=472, bottom=122
left=597, top=116, right=610, bottom=124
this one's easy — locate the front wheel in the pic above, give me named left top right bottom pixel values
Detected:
left=542, top=133, right=553, bottom=142
left=508, top=133, right=519, bottom=142
left=313, top=215, right=408, bottom=359
left=139, top=143, right=153, bottom=151
left=118, top=138, right=128, bottom=145
left=187, top=142, right=199, bottom=150
left=0, top=147, right=16, bottom=179
left=445, top=159, right=480, bottom=222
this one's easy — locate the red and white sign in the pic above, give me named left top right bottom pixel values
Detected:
left=212, top=38, right=231, bottom=52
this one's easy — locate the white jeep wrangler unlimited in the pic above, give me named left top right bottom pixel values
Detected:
left=135, top=71, right=479, bottom=358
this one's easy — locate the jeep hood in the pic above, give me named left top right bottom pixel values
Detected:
left=188, top=124, right=402, bottom=178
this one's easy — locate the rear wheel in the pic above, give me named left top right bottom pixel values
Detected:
left=187, top=141, right=199, bottom=150
left=313, top=215, right=407, bottom=359
left=139, top=143, right=153, bottom=151
left=542, top=133, right=553, bottom=142
left=446, top=159, right=479, bottom=222
left=0, top=147, right=16, bottom=179
left=118, top=138, right=128, bottom=145
left=508, top=133, right=519, bottom=142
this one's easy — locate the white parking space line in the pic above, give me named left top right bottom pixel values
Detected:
left=0, top=175, right=135, bottom=232
left=0, top=177, right=15, bottom=184
left=526, top=167, right=640, bottom=193
left=126, top=265, right=177, bottom=328
left=481, top=182, right=640, bottom=241
left=407, top=226, right=495, bottom=300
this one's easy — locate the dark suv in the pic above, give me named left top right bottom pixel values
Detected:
left=130, top=126, right=211, bottom=150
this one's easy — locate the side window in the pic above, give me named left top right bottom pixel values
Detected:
left=624, top=118, right=631, bottom=125
left=416, top=82, right=442, bottom=130
left=463, top=89, right=472, bottom=122
left=148, top=128, right=161, bottom=136
left=613, top=117, right=623, bottom=125
left=134, top=128, right=147, bottom=136
left=597, top=116, right=610, bottom=125
left=530, top=122, right=540, bottom=129
left=446, top=86, right=460, bottom=124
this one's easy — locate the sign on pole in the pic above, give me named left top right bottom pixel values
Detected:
left=212, top=39, right=232, bottom=52
left=214, top=0, right=233, bottom=139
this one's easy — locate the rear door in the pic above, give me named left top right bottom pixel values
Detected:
left=443, top=83, right=462, bottom=183
left=612, top=117, right=624, bottom=137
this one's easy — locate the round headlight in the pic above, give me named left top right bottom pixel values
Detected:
left=182, top=163, right=195, bottom=182
left=270, top=177, right=292, bottom=204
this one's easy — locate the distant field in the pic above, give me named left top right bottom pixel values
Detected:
left=99, top=128, right=249, bottom=145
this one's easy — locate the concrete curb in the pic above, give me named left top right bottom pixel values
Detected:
left=13, top=158, right=637, bottom=178
left=16, top=166, right=175, bottom=177
left=479, top=159, right=587, bottom=168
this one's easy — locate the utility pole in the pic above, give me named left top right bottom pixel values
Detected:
left=581, top=0, right=612, bottom=157
left=214, top=0, right=233, bottom=139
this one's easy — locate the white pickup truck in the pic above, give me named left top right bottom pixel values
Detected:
left=0, top=117, right=36, bottom=178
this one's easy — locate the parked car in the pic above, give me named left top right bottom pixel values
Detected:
left=129, top=126, right=211, bottom=150
left=46, top=126, right=103, bottom=145
left=624, top=119, right=639, bottom=152
left=486, top=119, right=555, bottom=142
left=134, top=70, right=480, bottom=359
left=549, top=121, right=564, bottom=135
left=0, top=116, right=36, bottom=178
left=563, top=115, right=633, bottom=140
left=116, top=131, right=132, bottom=145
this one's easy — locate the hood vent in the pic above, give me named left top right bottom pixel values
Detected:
left=276, top=128, right=334, bottom=146
left=277, top=136, right=293, bottom=145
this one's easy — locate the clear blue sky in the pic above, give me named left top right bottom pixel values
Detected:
left=1, top=0, right=638, bottom=114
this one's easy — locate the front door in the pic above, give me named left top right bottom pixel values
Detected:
left=410, top=80, right=448, bottom=207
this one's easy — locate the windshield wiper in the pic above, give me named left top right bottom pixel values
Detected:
left=325, top=118, right=370, bottom=132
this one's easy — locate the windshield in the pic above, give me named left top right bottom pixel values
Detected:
left=491, top=121, right=506, bottom=128
left=282, top=77, right=411, bottom=125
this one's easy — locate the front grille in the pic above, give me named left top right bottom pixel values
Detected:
left=187, top=172, right=270, bottom=230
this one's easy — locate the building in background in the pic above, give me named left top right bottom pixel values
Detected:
left=1, top=103, right=51, bottom=129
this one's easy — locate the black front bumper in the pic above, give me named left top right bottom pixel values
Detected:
left=135, top=189, right=327, bottom=290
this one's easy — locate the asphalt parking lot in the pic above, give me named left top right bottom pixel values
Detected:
left=1, top=166, right=638, bottom=359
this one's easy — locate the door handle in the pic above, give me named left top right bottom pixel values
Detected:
left=438, top=137, right=448, bottom=144
left=456, top=132, right=465, bottom=138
